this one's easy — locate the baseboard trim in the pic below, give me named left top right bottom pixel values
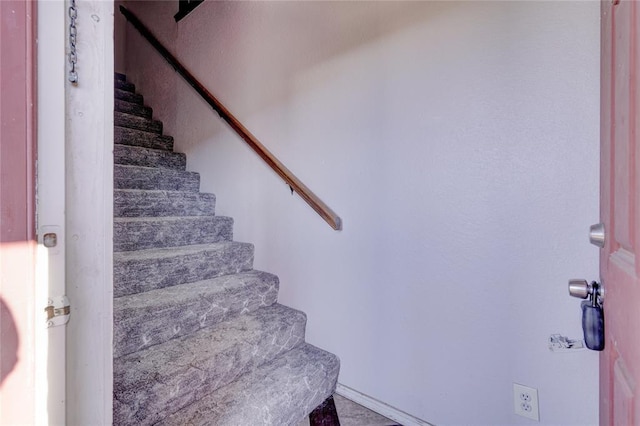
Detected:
left=335, top=383, right=433, bottom=426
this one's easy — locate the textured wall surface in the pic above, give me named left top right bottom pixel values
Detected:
left=123, top=2, right=600, bottom=424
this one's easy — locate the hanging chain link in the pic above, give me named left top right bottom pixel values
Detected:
left=68, top=0, right=78, bottom=84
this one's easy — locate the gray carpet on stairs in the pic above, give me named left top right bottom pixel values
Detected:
left=114, top=270, right=280, bottom=357
left=158, top=343, right=340, bottom=426
left=114, top=189, right=215, bottom=217
left=113, top=73, right=339, bottom=425
left=115, top=126, right=174, bottom=151
left=114, top=144, right=186, bottom=170
left=115, top=164, right=201, bottom=192
left=114, top=242, right=255, bottom=297
left=115, top=98, right=152, bottom=118
left=113, top=215, right=233, bottom=251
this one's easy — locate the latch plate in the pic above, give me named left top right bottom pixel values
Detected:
left=45, top=296, right=70, bottom=328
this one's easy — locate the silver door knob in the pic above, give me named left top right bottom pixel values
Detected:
left=568, top=279, right=604, bottom=303
left=568, top=279, right=592, bottom=299
left=589, top=223, right=605, bottom=248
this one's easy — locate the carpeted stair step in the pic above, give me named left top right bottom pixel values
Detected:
left=115, top=111, right=163, bottom=134
left=114, top=216, right=233, bottom=251
left=115, top=79, right=136, bottom=93
left=114, top=242, right=254, bottom=297
left=113, top=304, right=308, bottom=426
left=114, top=189, right=215, bottom=217
left=115, top=88, right=143, bottom=104
left=113, top=270, right=280, bottom=358
left=115, top=99, right=152, bottom=119
left=114, top=165, right=199, bottom=192
left=159, top=343, right=340, bottom=426
left=115, top=126, right=173, bottom=151
left=114, top=144, right=186, bottom=170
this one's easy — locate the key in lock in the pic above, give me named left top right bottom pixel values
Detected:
left=568, top=279, right=605, bottom=351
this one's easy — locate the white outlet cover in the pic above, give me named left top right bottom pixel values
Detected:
left=514, top=383, right=539, bottom=421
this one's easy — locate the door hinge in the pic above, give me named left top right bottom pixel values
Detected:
left=45, top=296, right=70, bottom=328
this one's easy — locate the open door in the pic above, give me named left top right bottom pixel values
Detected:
left=0, top=1, right=38, bottom=423
left=600, top=0, right=640, bottom=423
left=2, top=1, right=113, bottom=423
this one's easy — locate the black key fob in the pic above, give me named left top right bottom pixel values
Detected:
left=581, top=300, right=604, bottom=351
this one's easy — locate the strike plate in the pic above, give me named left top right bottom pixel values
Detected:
left=45, top=295, right=70, bottom=328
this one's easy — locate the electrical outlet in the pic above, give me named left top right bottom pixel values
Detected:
left=513, top=383, right=539, bottom=421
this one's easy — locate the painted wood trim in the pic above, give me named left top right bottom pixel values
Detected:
left=335, top=383, right=434, bottom=426
left=36, top=0, right=68, bottom=423
left=62, top=1, right=114, bottom=424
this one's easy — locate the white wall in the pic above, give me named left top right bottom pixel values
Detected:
left=123, top=2, right=600, bottom=424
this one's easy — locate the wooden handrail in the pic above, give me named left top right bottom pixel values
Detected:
left=120, top=6, right=342, bottom=230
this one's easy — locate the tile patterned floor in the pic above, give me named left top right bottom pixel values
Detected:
left=298, top=394, right=398, bottom=426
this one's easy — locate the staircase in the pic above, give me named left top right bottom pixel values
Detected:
left=112, top=72, right=340, bottom=425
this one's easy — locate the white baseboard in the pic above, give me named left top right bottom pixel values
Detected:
left=335, top=383, right=433, bottom=426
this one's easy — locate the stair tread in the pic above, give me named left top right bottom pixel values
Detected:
left=114, top=164, right=200, bottom=192
left=114, top=215, right=223, bottom=222
left=115, top=88, right=143, bottom=104
left=115, top=111, right=163, bottom=134
left=114, top=269, right=277, bottom=309
left=115, top=188, right=206, bottom=194
left=114, top=143, right=176, bottom=155
left=117, top=163, right=181, bottom=171
left=114, top=270, right=279, bottom=357
left=115, top=126, right=173, bottom=151
left=159, top=343, right=340, bottom=426
left=114, top=241, right=250, bottom=261
left=114, top=303, right=308, bottom=425
left=115, top=99, right=152, bottom=118
left=114, top=143, right=181, bottom=156
left=115, top=79, right=136, bottom=92
left=114, top=242, right=254, bottom=297
left=114, top=215, right=233, bottom=252
left=114, top=144, right=186, bottom=170
left=114, top=189, right=215, bottom=218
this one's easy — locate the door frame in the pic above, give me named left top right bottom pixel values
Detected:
left=62, top=0, right=114, bottom=423
left=37, top=0, right=114, bottom=423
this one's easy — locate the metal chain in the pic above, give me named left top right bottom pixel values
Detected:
left=68, top=0, right=78, bottom=84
